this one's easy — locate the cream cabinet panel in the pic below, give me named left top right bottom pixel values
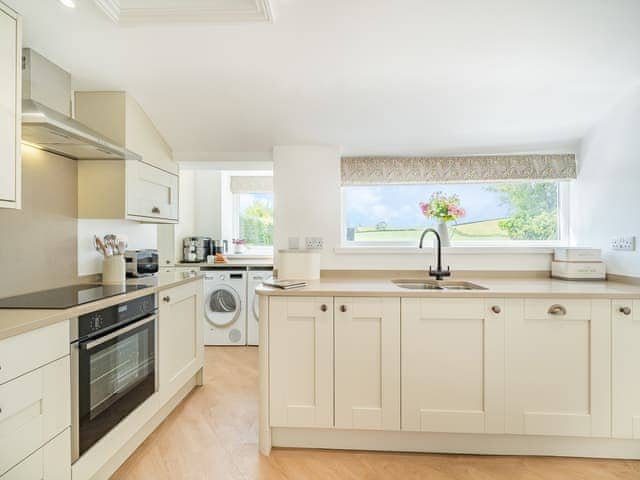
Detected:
left=269, top=297, right=333, bottom=428
left=159, top=280, right=204, bottom=401
left=0, top=320, right=69, bottom=385
left=127, top=160, right=178, bottom=221
left=402, top=298, right=505, bottom=434
left=505, top=298, right=610, bottom=437
left=77, top=160, right=179, bottom=224
left=334, top=297, right=400, bottom=431
left=612, top=299, right=640, bottom=439
left=0, top=356, right=71, bottom=476
left=74, top=91, right=176, bottom=174
left=1, top=429, right=70, bottom=480
left=0, top=2, right=20, bottom=209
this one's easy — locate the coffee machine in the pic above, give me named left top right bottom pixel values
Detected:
left=182, top=237, right=212, bottom=263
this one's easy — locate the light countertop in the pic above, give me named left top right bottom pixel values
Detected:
left=173, top=259, right=273, bottom=268
left=0, top=271, right=204, bottom=341
left=256, top=275, right=640, bottom=299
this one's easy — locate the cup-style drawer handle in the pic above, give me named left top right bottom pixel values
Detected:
left=620, top=306, right=632, bottom=316
left=491, top=305, right=501, bottom=314
left=548, top=304, right=567, bottom=316
left=320, top=304, right=327, bottom=312
left=152, top=206, right=161, bottom=214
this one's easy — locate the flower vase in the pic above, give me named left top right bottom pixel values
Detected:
left=437, top=221, right=451, bottom=247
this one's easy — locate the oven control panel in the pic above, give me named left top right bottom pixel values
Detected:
left=77, top=294, right=156, bottom=339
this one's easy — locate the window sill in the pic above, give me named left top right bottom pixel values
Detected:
left=335, top=245, right=562, bottom=255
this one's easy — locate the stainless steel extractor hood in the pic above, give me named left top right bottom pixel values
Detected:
left=21, top=49, right=141, bottom=161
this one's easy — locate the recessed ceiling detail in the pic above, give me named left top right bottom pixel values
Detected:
left=93, top=0, right=273, bottom=25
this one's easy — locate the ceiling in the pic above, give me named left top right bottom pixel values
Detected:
left=8, top=0, right=640, bottom=157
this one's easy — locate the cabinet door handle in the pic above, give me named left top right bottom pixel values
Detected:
left=548, top=304, right=567, bottom=316
left=620, top=306, right=632, bottom=316
left=152, top=206, right=161, bottom=214
left=491, top=305, right=501, bottom=314
left=320, top=304, right=327, bottom=312
left=340, top=305, right=347, bottom=313
left=163, top=296, right=171, bottom=303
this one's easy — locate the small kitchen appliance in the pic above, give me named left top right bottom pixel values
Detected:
left=125, top=249, right=159, bottom=277
left=183, top=237, right=212, bottom=263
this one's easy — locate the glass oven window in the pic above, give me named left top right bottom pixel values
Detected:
left=78, top=317, right=156, bottom=456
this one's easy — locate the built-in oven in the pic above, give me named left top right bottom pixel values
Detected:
left=70, top=293, right=157, bottom=462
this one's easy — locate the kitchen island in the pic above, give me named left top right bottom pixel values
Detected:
left=257, top=272, right=640, bottom=459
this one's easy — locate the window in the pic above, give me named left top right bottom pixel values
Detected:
left=343, top=181, right=568, bottom=245
left=233, top=192, right=274, bottom=249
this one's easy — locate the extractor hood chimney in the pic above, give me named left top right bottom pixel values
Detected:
left=21, top=49, right=141, bottom=161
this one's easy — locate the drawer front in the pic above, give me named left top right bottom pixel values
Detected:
left=0, top=320, right=69, bottom=385
left=524, top=298, right=591, bottom=321
left=0, top=356, right=71, bottom=475
left=127, top=161, right=178, bottom=221
left=1, top=429, right=71, bottom=480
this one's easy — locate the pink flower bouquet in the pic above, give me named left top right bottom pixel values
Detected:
left=419, top=191, right=466, bottom=223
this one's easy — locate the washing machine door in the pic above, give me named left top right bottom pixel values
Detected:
left=205, top=285, right=241, bottom=328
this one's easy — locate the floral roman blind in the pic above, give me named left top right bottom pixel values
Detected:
left=230, top=176, right=273, bottom=193
left=341, top=154, right=577, bottom=185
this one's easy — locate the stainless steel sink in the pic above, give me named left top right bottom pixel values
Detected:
left=392, top=279, right=488, bottom=291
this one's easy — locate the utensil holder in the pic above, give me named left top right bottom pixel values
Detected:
left=103, top=255, right=126, bottom=285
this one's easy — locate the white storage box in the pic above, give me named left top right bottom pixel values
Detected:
left=551, top=261, right=606, bottom=280
left=276, top=250, right=321, bottom=280
left=554, top=247, right=602, bottom=262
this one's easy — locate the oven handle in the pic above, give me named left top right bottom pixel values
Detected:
left=81, top=314, right=157, bottom=351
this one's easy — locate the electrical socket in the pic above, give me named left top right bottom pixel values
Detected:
left=611, top=236, right=636, bottom=251
left=305, top=237, right=323, bottom=249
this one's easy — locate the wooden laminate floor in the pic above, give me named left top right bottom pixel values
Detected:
left=112, top=347, right=640, bottom=480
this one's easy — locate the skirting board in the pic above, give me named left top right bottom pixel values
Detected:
left=271, top=428, right=640, bottom=460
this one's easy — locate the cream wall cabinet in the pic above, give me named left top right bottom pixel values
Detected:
left=78, top=159, right=179, bottom=223
left=75, top=91, right=179, bottom=223
left=269, top=297, right=334, bottom=428
left=1, top=429, right=70, bottom=480
left=159, top=280, right=204, bottom=402
left=334, top=297, right=400, bottom=430
left=74, top=91, right=176, bottom=175
left=612, top=299, right=640, bottom=438
left=0, top=2, right=21, bottom=209
left=505, top=298, right=611, bottom=437
left=402, top=298, right=505, bottom=434
left=0, top=356, right=71, bottom=476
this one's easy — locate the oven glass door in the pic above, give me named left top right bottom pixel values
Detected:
left=76, top=315, right=156, bottom=457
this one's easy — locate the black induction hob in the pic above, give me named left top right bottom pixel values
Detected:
left=0, top=284, right=152, bottom=310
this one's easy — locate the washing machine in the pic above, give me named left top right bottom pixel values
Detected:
left=204, top=269, right=247, bottom=345
left=247, top=267, right=273, bottom=346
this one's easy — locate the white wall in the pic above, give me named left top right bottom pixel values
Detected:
left=78, top=219, right=158, bottom=276
left=571, top=87, right=640, bottom=277
left=273, top=145, right=552, bottom=272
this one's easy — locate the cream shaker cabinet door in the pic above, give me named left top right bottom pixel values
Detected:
left=269, top=297, right=333, bottom=428
left=334, top=297, right=400, bottom=430
left=159, top=280, right=204, bottom=401
left=612, top=300, right=640, bottom=438
left=0, top=3, right=20, bottom=208
left=1, top=429, right=71, bottom=480
left=505, top=298, right=610, bottom=437
left=402, top=298, right=505, bottom=434
left=0, top=356, right=71, bottom=476
left=126, top=161, right=178, bottom=222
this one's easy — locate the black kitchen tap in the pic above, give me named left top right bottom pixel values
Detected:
left=418, top=228, right=451, bottom=281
